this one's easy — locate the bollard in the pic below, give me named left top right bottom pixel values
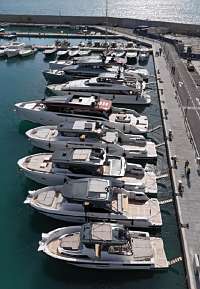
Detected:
left=178, top=180, right=184, bottom=196
left=168, top=129, right=173, bottom=141
left=164, top=108, right=168, bottom=119
left=196, top=157, right=200, bottom=175
left=79, top=134, right=86, bottom=142
left=171, top=155, right=177, bottom=168
left=160, top=88, right=164, bottom=95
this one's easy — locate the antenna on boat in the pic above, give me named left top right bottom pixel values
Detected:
left=105, top=0, right=108, bottom=34
left=105, top=0, right=109, bottom=52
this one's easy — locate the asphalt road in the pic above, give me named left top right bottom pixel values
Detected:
left=163, top=43, right=200, bottom=155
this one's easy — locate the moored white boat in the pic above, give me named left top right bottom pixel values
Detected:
left=43, top=48, right=57, bottom=57
left=139, top=49, right=149, bottom=63
left=47, top=73, right=150, bottom=105
left=43, top=61, right=116, bottom=83
left=56, top=50, right=69, bottom=59
left=19, top=48, right=37, bottom=57
left=4, top=41, right=25, bottom=58
left=25, top=121, right=156, bottom=163
left=126, top=51, right=137, bottom=64
left=25, top=178, right=162, bottom=227
left=38, top=223, right=168, bottom=270
left=125, top=67, right=149, bottom=82
left=17, top=148, right=157, bottom=195
left=68, top=46, right=80, bottom=57
left=0, top=49, right=5, bottom=57
left=49, top=56, right=103, bottom=70
left=15, top=96, right=149, bottom=134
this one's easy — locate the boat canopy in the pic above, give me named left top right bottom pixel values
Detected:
left=52, top=147, right=106, bottom=164
left=63, top=178, right=112, bottom=204
left=81, top=223, right=128, bottom=245
left=43, top=95, right=112, bottom=112
left=58, top=120, right=100, bottom=134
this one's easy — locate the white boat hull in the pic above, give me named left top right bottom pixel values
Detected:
left=28, top=137, right=157, bottom=163
left=15, top=105, right=147, bottom=134
left=5, top=49, right=19, bottom=58
left=19, top=166, right=157, bottom=195
left=38, top=226, right=168, bottom=270
left=50, top=90, right=151, bottom=105
left=33, top=209, right=160, bottom=228
left=68, top=262, right=154, bottom=270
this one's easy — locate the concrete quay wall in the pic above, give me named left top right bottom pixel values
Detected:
left=1, top=14, right=200, bottom=36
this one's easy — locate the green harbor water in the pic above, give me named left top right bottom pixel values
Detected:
left=0, top=37, right=187, bottom=289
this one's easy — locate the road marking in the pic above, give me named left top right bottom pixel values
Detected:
left=175, top=63, right=200, bottom=121
left=196, top=98, right=200, bottom=106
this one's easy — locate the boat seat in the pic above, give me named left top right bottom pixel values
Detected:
left=40, top=162, right=48, bottom=168
left=115, top=114, right=130, bottom=123
left=132, top=238, right=153, bottom=260
left=37, top=190, right=56, bottom=207
left=60, top=233, right=80, bottom=250
left=122, top=194, right=128, bottom=212
left=54, top=193, right=64, bottom=209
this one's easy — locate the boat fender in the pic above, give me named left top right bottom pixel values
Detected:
left=123, top=152, right=126, bottom=157
left=105, top=186, right=110, bottom=192
left=48, top=142, right=51, bottom=148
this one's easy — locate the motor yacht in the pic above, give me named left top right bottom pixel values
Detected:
left=49, top=55, right=104, bottom=70
left=25, top=121, right=156, bottom=163
left=17, top=147, right=157, bottom=195
left=126, top=51, right=137, bottom=64
left=0, top=49, right=5, bottom=57
left=78, top=49, right=91, bottom=56
left=19, top=48, right=37, bottom=57
left=112, top=49, right=126, bottom=58
left=124, top=67, right=149, bottom=82
left=25, top=178, right=162, bottom=227
left=139, top=49, right=149, bottom=63
left=68, top=46, right=80, bottom=58
left=43, top=48, right=57, bottom=57
left=56, top=50, right=69, bottom=59
left=38, top=222, right=168, bottom=269
left=43, top=63, right=118, bottom=83
left=47, top=73, right=151, bottom=105
left=15, top=95, right=148, bottom=134
left=4, top=41, right=25, bottom=58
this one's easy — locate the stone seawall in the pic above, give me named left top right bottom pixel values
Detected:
left=1, top=14, right=200, bottom=36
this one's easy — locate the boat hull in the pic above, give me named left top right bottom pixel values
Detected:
left=19, top=166, right=157, bottom=195
left=32, top=207, right=161, bottom=228
left=15, top=105, right=147, bottom=134
left=5, top=49, right=19, bottom=58
left=49, top=90, right=151, bottom=105
left=28, top=137, right=157, bottom=164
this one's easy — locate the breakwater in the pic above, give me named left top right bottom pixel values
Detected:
left=1, top=14, right=200, bottom=36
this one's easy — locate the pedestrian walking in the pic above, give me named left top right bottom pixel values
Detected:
left=184, top=160, right=189, bottom=170
left=186, top=166, right=191, bottom=179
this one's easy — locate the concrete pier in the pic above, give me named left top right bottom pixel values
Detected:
left=101, top=26, right=200, bottom=289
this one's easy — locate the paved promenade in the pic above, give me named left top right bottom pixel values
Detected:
left=154, top=44, right=200, bottom=289
left=104, top=27, right=200, bottom=289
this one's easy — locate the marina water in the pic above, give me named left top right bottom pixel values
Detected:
left=0, top=0, right=200, bottom=24
left=0, top=36, right=187, bottom=288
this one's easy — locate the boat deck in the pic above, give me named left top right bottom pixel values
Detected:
left=151, top=238, right=169, bottom=268
left=126, top=199, right=162, bottom=225
left=120, top=173, right=157, bottom=195
left=48, top=239, right=61, bottom=255
left=25, top=155, right=52, bottom=172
